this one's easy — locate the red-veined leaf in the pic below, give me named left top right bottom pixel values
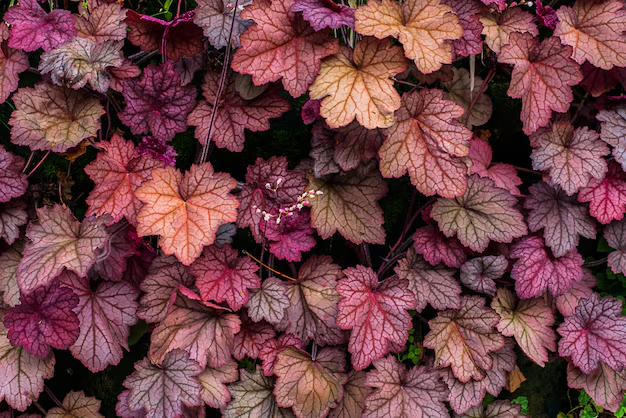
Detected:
left=579, top=162, right=626, bottom=224
left=329, top=370, right=371, bottom=418
left=412, top=225, right=468, bottom=268
left=46, top=390, right=104, bottom=418
left=567, top=361, right=626, bottom=412
left=468, top=137, right=522, bottom=196
left=0, top=146, right=27, bottom=203
left=75, top=0, right=128, bottom=43
left=0, top=25, right=29, bottom=104
left=479, top=7, right=538, bottom=54
left=232, top=311, right=275, bottom=360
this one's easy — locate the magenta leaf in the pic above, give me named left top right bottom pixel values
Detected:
left=123, top=349, right=202, bottom=418
left=442, top=0, right=484, bottom=58
left=0, top=201, right=28, bottom=246
left=556, top=269, right=597, bottom=317
left=291, top=0, right=356, bottom=30
left=536, top=0, right=558, bottom=29
left=336, top=265, right=417, bottom=370
left=605, top=218, right=626, bottom=275
left=525, top=182, right=596, bottom=257
left=567, top=361, right=626, bottom=412
left=16, top=205, right=109, bottom=294
left=263, top=210, right=316, bottom=262
left=194, top=0, right=253, bottom=49
left=0, top=25, right=29, bottom=104
left=4, top=0, right=76, bottom=52
left=468, top=137, right=521, bottom=196
left=0, top=147, right=28, bottom=203
left=412, top=225, right=468, bottom=268
left=119, top=61, right=196, bottom=142
left=58, top=271, right=139, bottom=373
left=363, top=356, right=449, bottom=418
left=558, top=293, right=626, bottom=374
left=259, top=334, right=303, bottom=377
left=511, top=235, right=584, bottom=298
left=395, top=248, right=462, bottom=312
left=232, top=311, right=275, bottom=360
left=460, top=255, right=508, bottom=296
left=579, top=162, right=626, bottom=224
left=247, top=277, right=290, bottom=325
left=3, top=278, right=79, bottom=358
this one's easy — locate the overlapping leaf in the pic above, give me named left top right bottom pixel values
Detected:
left=91, top=224, right=138, bottom=282
left=263, top=210, right=316, bottom=262
left=455, top=400, right=525, bottom=418
left=336, top=265, right=416, bottom=370
left=567, top=361, right=626, bottom=412
left=354, top=0, right=463, bottom=74
left=443, top=68, right=493, bottom=128
left=0, top=247, right=21, bottom=307
left=412, top=225, right=468, bottom=268
left=232, top=311, right=275, bottom=360
left=231, top=0, right=340, bottom=98
left=198, top=359, right=238, bottom=409
left=329, top=370, right=371, bottom=418
left=498, top=33, right=583, bottom=135
left=605, top=218, right=626, bottom=275
left=460, top=255, right=508, bottom=296
left=46, top=390, right=104, bottom=418
left=259, top=334, right=303, bottom=377
left=0, top=25, right=29, bottom=104
left=194, top=0, right=253, bottom=49
left=579, top=162, right=626, bottom=224
left=468, top=137, right=521, bottom=196
left=442, top=0, right=483, bottom=58
left=479, top=7, right=538, bottom=54
left=308, top=37, right=407, bottom=129
left=0, top=146, right=27, bottom=203
left=247, top=277, right=290, bottom=325
left=555, top=269, right=597, bottom=317
left=291, top=0, right=356, bottom=30
left=597, top=107, right=626, bottom=172
left=75, top=0, right=128, bottom=43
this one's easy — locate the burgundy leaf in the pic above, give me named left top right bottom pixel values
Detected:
left=0, top=201, right=27, bottom=246
left=412, top=225, right=468, bottom=268
left=536, top=0, right=558, bottom=29
left=442, top=0, right=484, bottom=58
left=579, top=162, right=626, bottom=224
left=194, top=0, right=253, bottom=49
left=579, top=62, right=626, bottom=97
left=460, top=255, right=508, bottom=296
left=259, top=334, right=303, bottom=377
left=605, top=218, right=626, bottom=275
left=302, top=99, right=322, bottom=124
left=567, top=361, right=626, bottom=412
left=247, top=277, right=290, bottom=325
left=91, top=224, right=138, bottom=282
left=291, top=0, right=356, bottom=30
left=232, top=311, right=276, bottom=360
left=263, top=210, right=316, bottom=262
left=3, top=279, right=79, bottom=358
left=0, top=25, right=29, bottom=104
left=555, top=268, right=597, bottom=317
left=123, top=244, right=156, bottom=290
left=198, top=359, right=238, bottom=409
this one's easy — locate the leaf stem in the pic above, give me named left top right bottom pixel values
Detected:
left=44, top=385, right=64, bottom=409
left=361, top=243, right=372, bottom=268
left=583, top=257, right=608, bottom=267
left=26, top=150, right=50, bottom=178
left=22, top=151, right=35, bottom=173
left=242, top=250, right=296, bottom=281
left=492, top=164, right=542, bottom=176
left=464, top=65, right=496, bottom=127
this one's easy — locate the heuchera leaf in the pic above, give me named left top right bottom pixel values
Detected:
left=232, top=311, right=275, bottom=360
left=605, top=218, right=626, bottom=275
left=479, top=7, right=538, bottom=54
left=149, top=296, right=241, bottom=369
left=231, top=0, right=340, bottom=98
left=511, top=235, right=584, bottom=298
left=443, top=68, right=493, bottom=128
left=597, top=107, right=626, bottom=172
left=0, top=25, right=29, bottom=104
left=247, top=277, right=290, bottom=325
left=222, top=366, right=295, bottom=418
left=423, top=295, right=504, bottom=382
left=273, top=346, right=347, bottom=418
left=580, top=62, right=626, bottom=97
left=308, top=162, right=387, bottom=244
left=442, top=0, right=484, bottom=58
left=0, top=321, right=55, bottom=412
left=189, top=244, right=260, bottom=311
left=188, top=70, right=290, bottom=152
left=363, top=356, right=449, bottom=418
left=135, top=163, right=239, bottom=266
left=554, top=0, right=626, bottom=70
left=276, top=255, right=345, bottom=345
left=137, top=136, right=177, bottom=167
left=75, top=0, right=128, bottom=43
left=455, top=400, right=525, bottom=418
left=3, top=278, right=79, bottom=358
left=412, top=225, right=468, bottom=268
left=198, top=359, right=238, bottom=409
left=558, top=293, right=626, bottom=374
left=0, top=247, right=21, bottom=307
left=378, top=88, right=472, bottom=198
left=468, top=137, right=522, bottom=196
left=4, top=0, right=76, bottom=52
left=58, top=271, right=139, bottom=373
left=579, top=162, right=626, bottom=224
left=492, top=288, right=556, bottom=367
left=263, top=210, right=316, bottom=262
left=567, top=361, right=626, bottom=412
left=85, top=134, right=165, bottom=225
left=525, top=182, right=596, bottom=257
left=395, top=248, right=462, bottom=312
left=123, top=349, right=202, bottom=418
left=194, top=0, right=252, bottom=49
left=119, top=62, right=196, bottom=142
left=291, top=0, right=356, bottom=30
left=259, top=334, right=303, bottom=377
left=460, top=255, right=508, bottom=296
left=481, top=0, right=506, bottom=11
left=9, top=82, right=105, bottom=152
left=354, top=0, right=462, bottom=74
left=336, top=265, right=417, bottom=370
left=536, top=0, right=558, bottom=29
left=16, top=204, right=109, bottom=294
left=308, top=37, right=407, bottom=129
left=498, top=32, right=583, bottom=135
left=332, top=122, right=385, bottom=172
left=91, top=224, right=138, bottom=282
left=0, top=146, right=28, bottom=203
left=430, top=175, right=528, bottom=252
left=329, top=370, right=371, bottom=418
left=125, top=11, right=205, bottom=61
left=46, top=390, right=104, bottom=418
left=555, top=268, right=597, bottom=317
left=530, top=121, right=609, bottom=195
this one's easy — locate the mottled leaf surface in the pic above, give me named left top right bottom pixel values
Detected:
left=232, top=312, right=275, bottom=360
left=455, top=400, right=525, bottom=418
left=0, top=247, right=21, bottom=307
left=259, top=334, right=303, bottom=377
left=555, top=269, right=597, bottom=317
left=75, top=1, right=128, bottom=43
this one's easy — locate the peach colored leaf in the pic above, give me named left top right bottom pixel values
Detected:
left=247, top=277, right=290, bottom=325
left=525, top=182, right=596, bottom=257
left=189, top=244, right=260, bottom=311
left=308, top=162, right=387, bottom=244
left=194, top=0, right=253, bottom=49
left=443, top=68, right=493, bottom=128
left=329, top=370, right=371, bottom=418
left=479, top=7, right=538, bottom=54
left=85, top=134, right=164, bottom=225
left=455, top=400, right=526, bottom=418
left=498, top=33, right=583, bottom=135
left=231, top=0, right=339, bottom=98
left=0, top=322, right=55, bottom=412
left=567, top=361, right=626, bottom=412
left=223, top=366, right=296, bottom=418
left=579, top=162, right=626, bottom=224
left=46, top=390, right=104, bottom=418
left=135, top=163, right=239, bottom=266
left=276, top=255, right=345, bottom=345
left=430, top=175, right=527, bottom=252
left=0, top=246, right=21, bottom=307
left=16, top=205, right=109, bottom=294
left=188, top=70, right=290, bottom=152
left=412, top=225, right=468, bottom=268
left=511, top=235, right=584, bottom=298
left=0, top=26, right=29, bottom=104
left=354, top=0, right=462, bottom=74
left=424, top=295, right=504, bottom=383
left=555, top=268, right=597, bottom=317
left=58, top=271, right=139, bottom=373
left=336, top=265, right=416, bottom=370
left=9, top=82, right=105, bottom=152
left=530, top=121, right=609, bottom=195
left=75, top=1, right=128, bottom=43
left=0, top=146, right=27, bottom=203
left=460, top=255, right=508, bottom=296
left=308, top=37, right=407, bottom=129
left=259, top=334, right=303, bottom=377
left=395, top=248, right=461, bottom=312
left=605, top=218, right=626, bottom=276
left=554, top=0, right=626, bottom=70
left=468, top=137, right=522, bottom=196
left=379, top=89, right=472, bottom=198
left=363, top=356, right=448, bottom=418
left=273, top=346, right=347, bottom=418
left=198, top=359, right=238, bottom=409
left=232, top=311, right=275, bottom=360
left=137, top=256, right=194, bottom=323
left=492, top=288, right=556, bottom=367
left=597, top=107, right=626, bottom=173
left=149, top=296, right=241, bottom=369
left=442, top=0, right=484, bottom=58
left=291, top=0, right=356, bottom=31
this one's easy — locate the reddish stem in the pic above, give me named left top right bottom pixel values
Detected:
left=26, top=150, right=50, bottom=178
left=464, top=66, right=496, bottom=126
left=22, top=151, right=35, bottom=173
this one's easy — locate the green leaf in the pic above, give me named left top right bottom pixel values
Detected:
left=512, top=395, right=529, bottom=414
left=598, top=237, right=613, bottom=253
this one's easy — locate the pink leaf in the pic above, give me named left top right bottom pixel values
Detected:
left=91, top=224, right=139, bottom=282
left=194, top=0, right=253, bottom=49
left=536, top=0, right=558, bottom=29
left=198, top=359, right=238, bottom=409
left=329, top=369, right=371, bottom=418
left=567, top=361, right=626, bottom=412
left=291, top=0, right=356, bottom=30
left=455, top=400, right=526, bottom=418
left=0, top=25, right=29, bottom=104
left=0, top=201, right=27, bottom=246
left=412, top=225, right=468, bottom=268
left=479, top=7, right=538, bottom=54
left=605, top=218, right=626, bottom=275
left=468, top=137, right=521, bottom=196
left=232, top=311, right=275, bottom=360
left=442, top=0, right=484, bottom=58
left=597, top=107, right=626, bottom=172
left=46, top=390, right=104, bottom=418
left=460, top=255, right=508, bottom=296
left=75, top=0, right=128, bottom=43
left=555, top=268, right=597, bottom=317
left=263, top=210, right=316, bottom=262
left=0, top=246, right=21, bottom=307
left=247, top=277, right=290, bottom=325
left=579, top=162, right=626, bottom=224
left=259, top=333, right=303, bottom=376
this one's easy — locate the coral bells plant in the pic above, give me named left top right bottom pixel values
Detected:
left=5, top=0, right=626, bottom=416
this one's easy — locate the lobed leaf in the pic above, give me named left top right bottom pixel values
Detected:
left=0, top=146, right=28, bottom=203
left=75, top=0, right=128, bottom=43
left=479, top=7, right=537, bottom=54
left=412, top=225, right=468, bottom=268
left=291, top=0, right=356, bottom=31
left=194, top=0, right=253, bottom=49
left=579, top=162, right=626, bottom=224
left=460, top=255, right=508, bottom=296
left=0, top=25, right=29, bottom=104
left=46, top=390, right=104, bottom=418
left=198, top=359, right=238, bottom=409
left=567, top=361, right=626, bottom=412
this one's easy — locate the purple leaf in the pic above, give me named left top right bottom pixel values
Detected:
left=0, top=146, right=28, bottom=203
left=137, top=136, right=178, bottom=166
left=460, top=255, right=508, bottom=296
left=412, top=224, right=468, bottom=268
left=232, top=311, right=275, bottom=360
left=443, top=0, right=483, bottom=58
left=264, top=210, right=316, bottom=262
left=605, top=218, right=626, bottom=275
left=291, top=0, right=356, bottom=30
left=92, top=224, right=138, bottom=282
